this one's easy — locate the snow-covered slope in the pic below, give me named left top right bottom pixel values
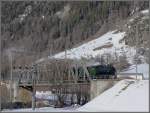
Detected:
left=51, top=30, right=126, bottom=59
left=78, top=79, right=149, bottom=112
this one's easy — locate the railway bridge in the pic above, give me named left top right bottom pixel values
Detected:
left=9, top=59, right=91, bottom=109
left=2, top=58, right=121, bottom=109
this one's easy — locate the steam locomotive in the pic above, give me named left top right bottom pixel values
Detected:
left=87, top=64, right=117, bottom=79
left=74, top=64, right=117, bottom=80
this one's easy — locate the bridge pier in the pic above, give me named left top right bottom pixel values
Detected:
left=90, top=79, right=119, bottom=100
left=31, top=88, right=36, bottom=110
left=13, top=82, right=19, bottom=102
left=18, top=84, right=36, bottom=110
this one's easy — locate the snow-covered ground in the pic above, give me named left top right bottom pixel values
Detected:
left=78, top=79, right=149, bottom=112
left=35, top=91, right=58, bottom=100
left=141, top=9, right=149, bottom=14
left=35, top=91, right=77, bottom=103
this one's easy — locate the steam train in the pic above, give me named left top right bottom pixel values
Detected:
left=74, top=64, right=117, bottom=80
left=87, top=64, right=117, bottom=79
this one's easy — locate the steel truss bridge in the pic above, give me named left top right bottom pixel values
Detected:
left=9, top=59, right=91, bottom=108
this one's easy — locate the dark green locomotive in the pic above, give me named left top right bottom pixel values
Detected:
left=73, top=64, right=117, bottom=80
left=87, top=64, right=117, bottom=79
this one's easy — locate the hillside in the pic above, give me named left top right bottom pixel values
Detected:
left=1, top=1, right=149, bottom=79
left=2, top=1, right=148, bottom=54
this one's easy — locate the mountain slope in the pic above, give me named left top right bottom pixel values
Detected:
left=51, top=30, right=125, bottom=59
left=2, top=1, right=148, bottom=54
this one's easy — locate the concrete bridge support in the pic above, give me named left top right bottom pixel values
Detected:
left=13, top=82, right=19, bottom=102
left=90, top=79, right=119, bottom=100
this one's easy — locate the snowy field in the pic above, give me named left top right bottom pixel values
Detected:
left=78, top=79, right=149, bottom=112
